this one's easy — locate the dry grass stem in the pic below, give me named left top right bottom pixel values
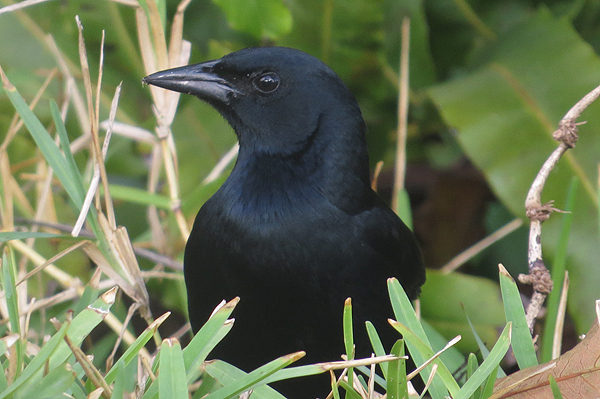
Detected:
left=407, top=335, right=461, bottom=380
left=552, top=271, right=569, bottom=360
left=441, top=218, right=523, bottom=274
left=0, top=0, right=56, bottom=15
left=9, top=239, right=81, bottom=290
left=392, top=16, right=410, bottom=208
left=99, top=121, right=157, bottom=144
left=202, top=143, right=240, bottom=185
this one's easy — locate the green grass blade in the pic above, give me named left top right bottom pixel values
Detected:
left=110, top=361, right=126, bottom=399
left=466, top=353, right=478, bottom=399
left=388, top=278, right=458, bottom=398
left=108, top=184, right=172, bottom=209
left=183, top=298, right=239, bottom=382
left=463, top=305, right=506, bottom=378
left=15, top=363, right=76, bottom=398
left=0, top=319, right=70, bottom=399
left=343, top=298, right=354, bottom=390
left=204, top=352, right=304, bottom=399
left=387, top=339, right=407, bottom=399
left=0, top=232, right=63, bottom=242
left=338, top=379, right=363, bottom=399
left=2, top=248, right=20, bottom=336
left=454, top=323, right=511, bottom=399
left=2, top=75, right=84, bottom=208
left=49, top=99, right=86, bottom=201
left=1, top=247, right=24, bottom=379
left=498, top=265, right=537, bottom=369
left=105, top=312, right=169, bottom=385
left=204, top=361, right=287, bottom=399
left=366, top=321, right=388, bottom=378
left=477, top=366, right=498, bottom=399
left=548, top=374, right=564, bottom=399
left=158, top=339, right=188, bottom=399
left=541, top=177, right=578, bottom=362
left=389, top=320, right=460, bottom=397
left=48, top=287, right=117, bottom=369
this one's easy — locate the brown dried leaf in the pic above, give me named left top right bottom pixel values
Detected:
left=493, top=320, right=600, bottom=398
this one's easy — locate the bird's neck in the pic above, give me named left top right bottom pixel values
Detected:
left=225, top=116, right=373, bottom=215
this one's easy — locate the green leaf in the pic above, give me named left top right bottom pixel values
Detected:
left=498, top=265, right=537, bottom=369
left=158, top=339, right=188, bottom=399
left=212, top=0, right=292, bottom=40
left=454, top=323, right=511, bottom=399
left=429, top=8, right=600, bottom=331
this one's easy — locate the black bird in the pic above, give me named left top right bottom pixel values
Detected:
left=144, top=47, right=425, bottom=398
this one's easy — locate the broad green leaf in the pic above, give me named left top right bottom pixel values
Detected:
left=212, top=0, right=292, bottom=40
left=429, top=8, right=600, bottom=331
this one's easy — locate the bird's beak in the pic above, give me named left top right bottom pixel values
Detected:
left=142, top=60, right=239, bottom=104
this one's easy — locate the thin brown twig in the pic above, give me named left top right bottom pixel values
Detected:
left=520, top=83, right=600, bottom=332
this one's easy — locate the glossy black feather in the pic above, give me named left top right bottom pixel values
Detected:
left=144, top=47, right=425, bottom=398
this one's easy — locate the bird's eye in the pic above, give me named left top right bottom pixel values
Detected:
left=253, top=72, right=280, bottom=93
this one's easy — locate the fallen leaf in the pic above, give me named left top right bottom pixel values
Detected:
left=493, top=320, right=600, bottom=398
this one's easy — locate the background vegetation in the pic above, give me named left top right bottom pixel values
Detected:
left=0, top=0, right=599, bottom=397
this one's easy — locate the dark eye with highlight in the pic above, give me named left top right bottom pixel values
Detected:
left=253, top=72, right=280, bottom=93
